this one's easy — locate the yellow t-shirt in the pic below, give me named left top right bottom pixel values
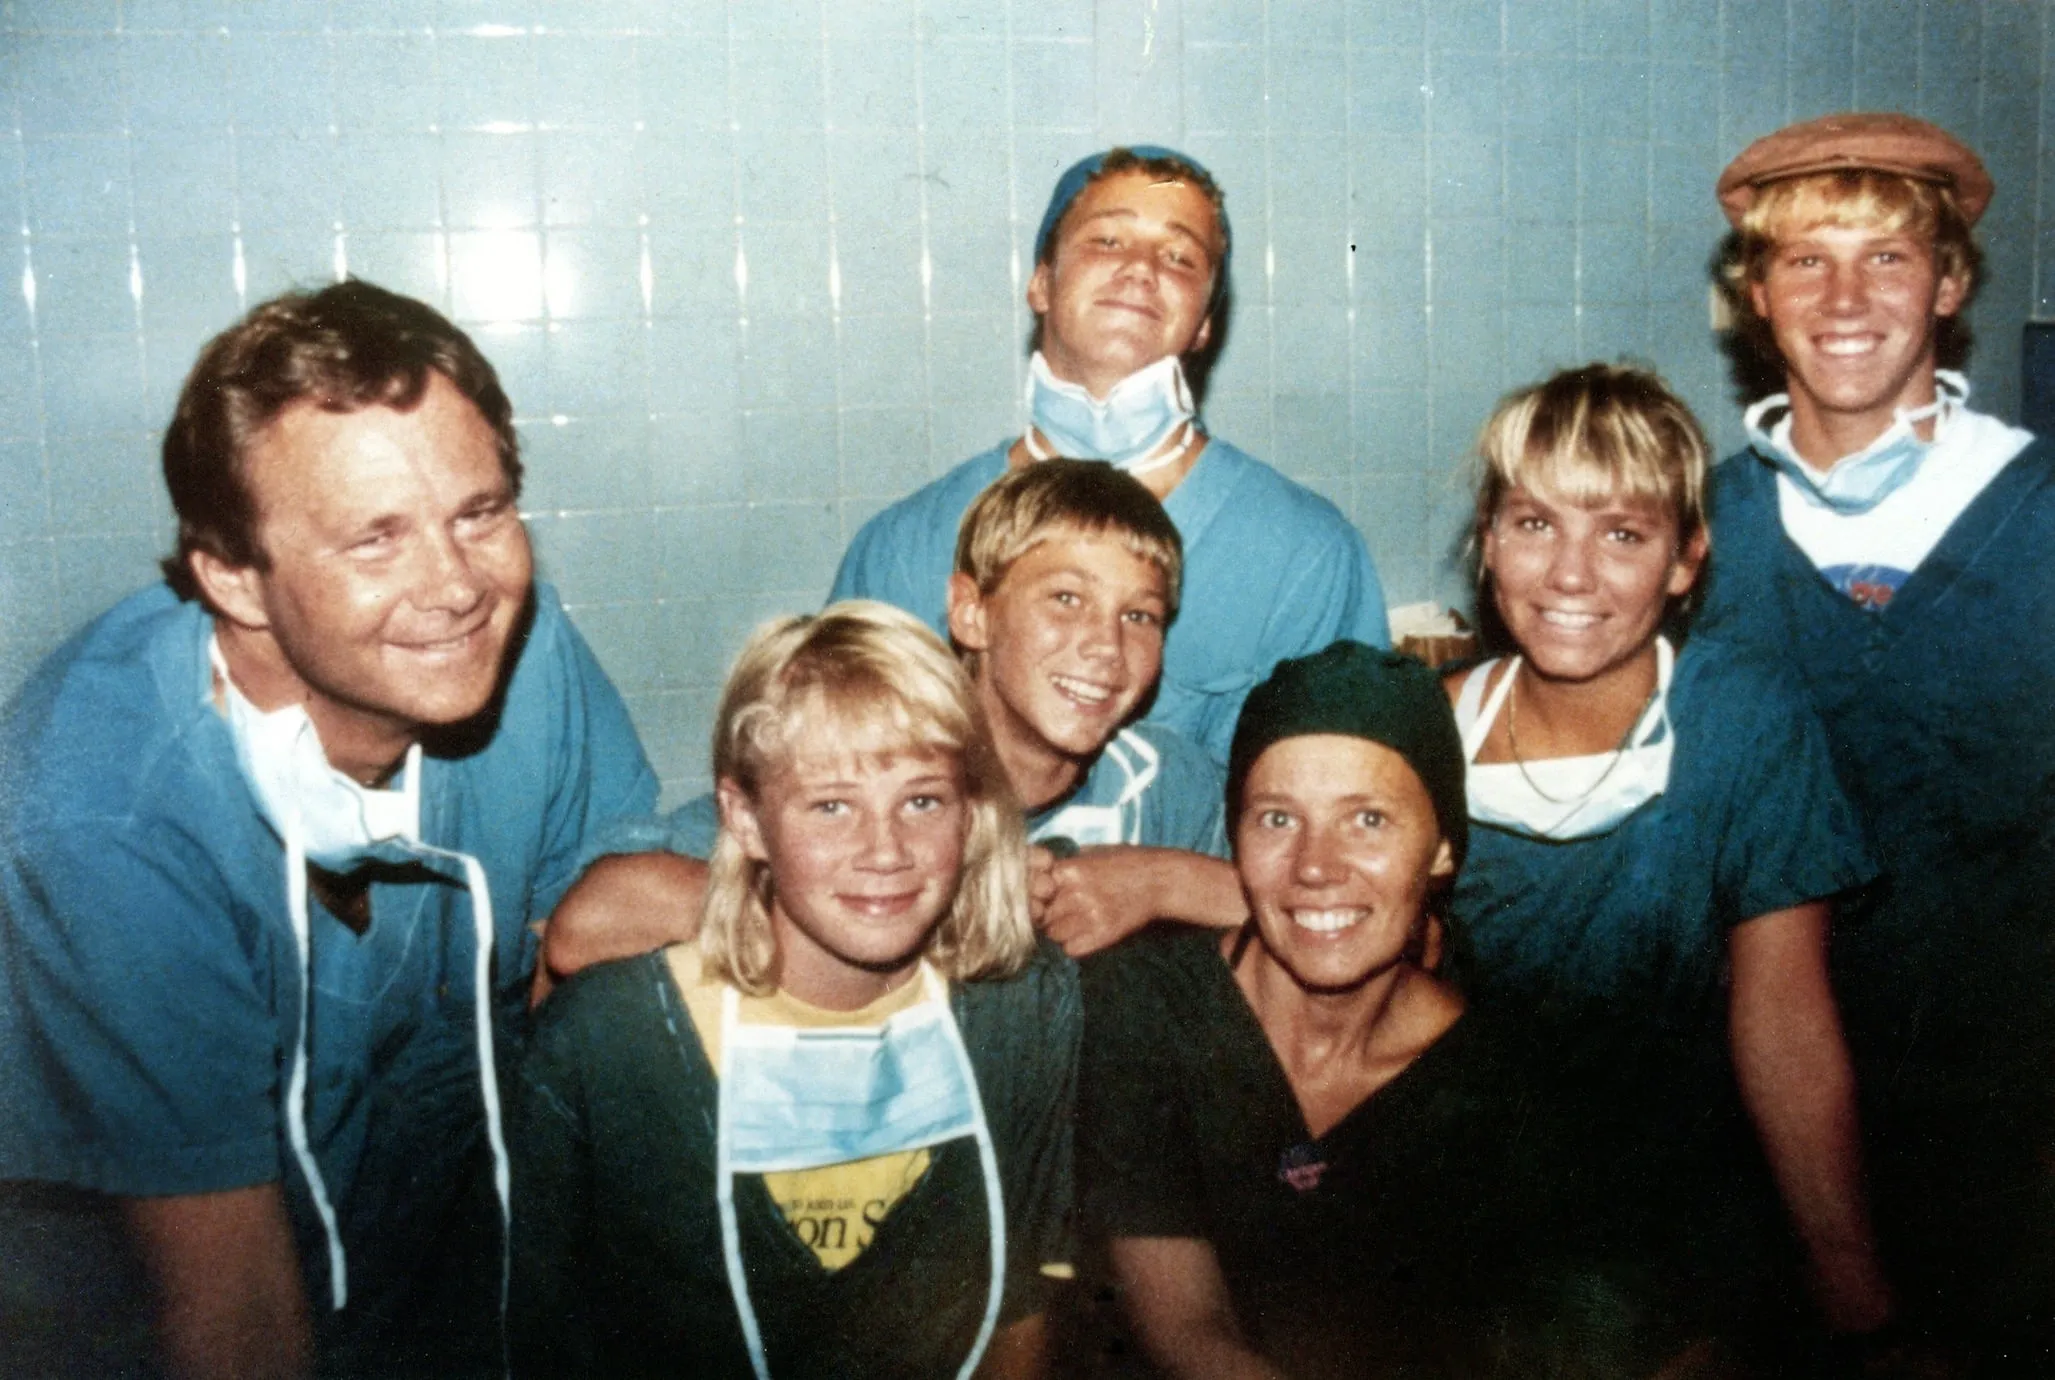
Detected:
left=669, top=946, right=935, bottom=1272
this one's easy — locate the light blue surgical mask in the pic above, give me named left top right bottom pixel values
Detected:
left=714, top=967, right=1006, bottom=1380
left=1032, top=726, right=1159, bottom=850
left=1025, top=351, right=1197, bottom=474
left=211, top=638, right=512, bottom=1319
left=1746, top=370, right=1967, bottom=514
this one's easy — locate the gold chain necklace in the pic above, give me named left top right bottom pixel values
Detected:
left=1503, top=663, right=1657, bottom=806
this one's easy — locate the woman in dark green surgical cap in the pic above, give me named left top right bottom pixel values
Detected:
left=1076, top=642, right=1591, bottom=1379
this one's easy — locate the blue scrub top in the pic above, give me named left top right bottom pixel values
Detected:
left=829, top=439, right=1390, bottom=762
left=0, top=582, right=657, bottom=1367
left=1695, top=437, right=2055, bottom=1093
left=603, top=721, right=1226, bottom=864
left=1452, top=637, right=1875, bottom=1037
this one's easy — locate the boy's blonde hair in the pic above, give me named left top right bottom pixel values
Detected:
left=1719, top=170, right=1981, bottom=372
left=700, top=600, right=1033, bottom=996
left=954, top=459, right=1184, bottom=618
left=1474, top=363, right=1711, bottom=550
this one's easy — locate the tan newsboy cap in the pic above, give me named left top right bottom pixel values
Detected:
left=1716, top=111, right=1992, bottom=227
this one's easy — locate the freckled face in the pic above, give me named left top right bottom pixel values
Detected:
left=1483, top=485, right=1700, bottom=690
left=949, top=530, right=1169, bottom=768
left=1750, top=222, right=1967, bottom=458
left=1235, top=735, right=1454, bottom=994
left=1026, top=169, right=1221, bottom=398
left=721, top=731, right=971, bottom=1009
left=223, top=373, right=532, bottom=757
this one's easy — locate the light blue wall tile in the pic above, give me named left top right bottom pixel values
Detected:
left=1357, top=300, right=1429, bottom=387
left=733, top=38, right=824, bottom=130
left=731, top=0, right=822, bottom=41
left=471, top=321, right=548, bottom=412
left=1186, top=44, right=1266, bottom=135
left=1580, top=0, right=1647, bottom=56
left=641, top=131, right=740, bottom=226
left=1271, top=217, right=1350, bottom=306
left=433, top=34, right=534, bottom=130
left=1502, top=55, right=1576, bottom=132
left=1917, top=12, right=1981, bottom=141
left=17, top=35, right=124, bottom=136
left=1186, top=0, right=1266, bottom=46
left=444, top=131, right=540, bottom=230
left=229, top=33, right=335, bottom=136
left=834, top=223, right=924, bottom=317
left=1852, top=2, right=1919, bottom=107
left=837, top=313, right=929, bottom=408
left=1427, top=0, right=1502, bottom=53
left=534, top=35, right=640, bottom=130
left=1650, top=62, right=1719, bottom=150
left=741, top=406, right=839, bottom=503
left=343, top=229, right=448, bottom=308
left=740, top=313, right=838, bottom=409
left=1349, top=48, right=1429, bottom=134
left=123, top=33, right=229, bottom=132
left=1650, top=0, right=1718, bottom=61
left=0, top=339, right=41, bottom=441
left=0, top=442, right=48, bottom=542
left=1274, top=302, right=1353, bottom=394
left=546, top=319, right=648, bottom=415
left=520, top=415, right=652, bottom=513
left=649, top=411, right=746, bottom=505
left=32, top=237, right=135, bottom=336
left=827, top=39, right=920, bottom=129
left=1270, top=46, right=1350, bottom=132
left=647, top=224, right=741, bottom=317
left=46, top=429, right=159, bottom=535
left=331, top=33, right=438, bottom=131
left=335, top=134, right=443, bottom=229
left=1273, top=0, right=1347, bottom=48
left=1503, top=301, right=1581, bottom=380
left=823, top=0, right=916, bottom=41
left=1013, top=0, right=1094, bottom=42
left=1430, top=135, right=1502, bottom=218
left=926, top=311, right=1017, bottom=406
left=1430, top=52, right=1501, bottom=137
left=541, top=132, right=642, bottom=229
left=919, top=40, right=1009, bottom=131
left=839, top=406, right=932, bottom=497
left=1580, top=221, right=1648, bottom=304
left=647, top=316, right=741, bottom=414
left=131, top=135, right=234, bottom=238
left=1506, top=0, right=1576, bottom=56
left=449, top=228, right=544, bottom=319
left=237, top=227, right=340, bottom=300
left=25, top=137, right=131, bottom=237
left=53, top=533, right=166, bottom=628
left=236, top=135, right=338, bottom=230
left=736, top=127, right=830, bottom=223
left=1505, top=218, right=1575, bottom=302
left=636, top=37, right=733, bottom=130
left=1504, top=137, right=1578, bottom=221
left=828, top=129, right=925, bottom=228
left=543, top=228, right=645, bottom=320
left=135, top=235, right=237, bottom=333
left=529, top=509, right=656, bottom=603
left=1787, top=0, right=1856, bottom=117
left=38, top=334, right=146, bottom=434
left=1581, top=140, right=1648, bottom=217
left=562, top=600, right=660, bottom=695
left=1577, top=59, right=1648, bottom=143
left=1269, top=132, right=1350, bottom=223
left=740, top=220, right=832, bottom=317
left=1349, top=0, right=1427, bottom=50
left=1432, top=302, right=1503, bottom=385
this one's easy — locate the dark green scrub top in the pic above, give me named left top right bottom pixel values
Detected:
left=508, top=941, right=1079, bottom=1380
left=1079, top=927, right=1598, bottom=1379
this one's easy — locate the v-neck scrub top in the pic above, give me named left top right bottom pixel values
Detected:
left=507, top=942, right=1080, bottom=1380
left=1078, top=928, right=1593, bottom=1378
left=829, top=439, right=1389, bottom=762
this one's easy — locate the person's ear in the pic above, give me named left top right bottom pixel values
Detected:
left=1429, top=838, right=1456, bottom=881
left=1748, top=278, right=1771, bottom=321
left=1668, top=527, right=1710, bottom=599
left=716, top=777, right=771, bottom=864
left=945, top=572, right=991, bottom=654
left=1026, top=260, right=1052, bottom=317
left=1190, top=312, right=1214, bottom=355
left=188, top=549, right=271, bottom=631
left=1935, top=270, right=1968, bottom=319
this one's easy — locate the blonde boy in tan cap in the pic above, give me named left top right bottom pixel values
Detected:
left=1700, top=112, right=2055, bottom=1363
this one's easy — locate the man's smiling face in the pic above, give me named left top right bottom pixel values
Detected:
left=1026, top=168, right=1221, bottom=399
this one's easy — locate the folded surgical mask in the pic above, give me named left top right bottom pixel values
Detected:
left=1746, top=371, right=1967, bottom=515
left=1032, top=728, right=1159, bottom=850
left=1457, top=638, right=1675, bottom=841
left=714, top=967, right=1005, bottom=1379
left=211, top=638, right=511, bottom=1318
left=1024, top=351, right=1197, bottom=474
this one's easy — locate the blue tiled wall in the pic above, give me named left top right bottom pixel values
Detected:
left=1, top=0, right=2046, bottom=802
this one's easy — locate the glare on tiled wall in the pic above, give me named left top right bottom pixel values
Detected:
left=0, top=0, right=2045, bottom=802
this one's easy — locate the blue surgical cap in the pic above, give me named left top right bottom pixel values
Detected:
left=1033, top=146, right=1232, bottom=279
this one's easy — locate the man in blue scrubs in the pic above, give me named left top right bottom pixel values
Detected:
left=1697, top=113, right=2055, bottom=1360
left=831, top=146, right=1388, bottom=762
left=0, top=281, right=657, bottom=1379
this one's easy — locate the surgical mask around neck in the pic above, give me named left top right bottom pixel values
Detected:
left=1032, top=728, right=1159, bottom=849
left=1746, top=370, right=1967, bottom=514
left=1458, top=638, right=1675, bottom=841
left=210, top=637, right=512, bottom=1321
left=1024, top=351, right=1197, bottom=474
left=714, top=966, right=1006, bottom=1379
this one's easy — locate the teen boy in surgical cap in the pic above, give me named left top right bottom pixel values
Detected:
left=831, top=147, right=1389, bottom=763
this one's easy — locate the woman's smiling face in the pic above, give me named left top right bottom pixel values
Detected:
left=1483, top=483, right=1703, bottom=688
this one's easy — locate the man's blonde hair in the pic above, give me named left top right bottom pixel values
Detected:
left=1474, top=362, right=1711, bottom=549
left=955, top=459, right=1184, bottom=619
left=700, top=600, right=1033, bottom=995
